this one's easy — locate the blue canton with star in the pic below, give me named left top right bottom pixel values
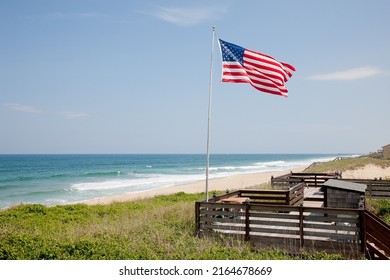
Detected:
left=219, top=39, right=245, bottom=65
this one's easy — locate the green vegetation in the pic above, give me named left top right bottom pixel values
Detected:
left=305, top=156, right=390, bottom=174
left=366, top=198, right=390, bottom=224
left=0, top=192, right=343, bottom=260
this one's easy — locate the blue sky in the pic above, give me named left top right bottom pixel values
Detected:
left=1, top=0, right=389, bottom=154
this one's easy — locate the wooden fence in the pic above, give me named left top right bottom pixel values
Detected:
left=364, top=210, right=390, bottom=259
left=271, top=172, right=341, bottom=188
left=195, top=202, right=363, bottom=259
left=338, top=179, right=390, bottom=199
left=366, top=185, right=390, bottom=199
left=271, top=174, right=390, bottom=200
left=207, top=183, right=305, bottom=206
left=195, top=173, right=390, bottom=259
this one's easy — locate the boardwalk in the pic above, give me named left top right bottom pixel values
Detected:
left=303, top=187, right=323, bottom=207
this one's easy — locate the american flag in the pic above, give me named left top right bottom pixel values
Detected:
left=218, top=39, right=296, bottom=97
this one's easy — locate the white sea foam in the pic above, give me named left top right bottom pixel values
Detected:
left=69, top=173, right=206, bottom=192
left=66, top=155, right=353, bottom=202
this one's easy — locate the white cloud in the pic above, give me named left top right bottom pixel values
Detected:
left=146, top=5, right=226, bottom=26
left=308, top=66, right=385, bottom=81
left=3, top=103, right=42, bottom=113
left=58, top=111, right=89, bottom=119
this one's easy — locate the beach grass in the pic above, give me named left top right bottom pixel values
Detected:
left=304, top=156, right=390, bottom=174
left=0, top=192, right=343, bottom=260
left=366, top=198, right=390, bottom=224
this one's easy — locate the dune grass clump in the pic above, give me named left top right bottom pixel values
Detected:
left=366, top=198, right=390, bottom=225
left=305, top=157, right=390, bottom=173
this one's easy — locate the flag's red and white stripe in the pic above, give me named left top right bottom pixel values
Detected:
left=221, top=43, right=295, bottom=97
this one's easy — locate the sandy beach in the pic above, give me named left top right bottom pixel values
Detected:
left=84, top=167, right=305, bottom=206
left=342, top=164, right=390, bottom=179
left=83, top=163, right=390, bottom=206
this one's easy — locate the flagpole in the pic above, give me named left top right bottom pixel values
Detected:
left=206, top=26, right=216, bottom=202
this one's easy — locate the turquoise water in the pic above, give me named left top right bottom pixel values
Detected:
left=0, top=154, right=349, bottom=209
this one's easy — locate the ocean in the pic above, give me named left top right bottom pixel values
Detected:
left=0, top=154, right=349, bottom=209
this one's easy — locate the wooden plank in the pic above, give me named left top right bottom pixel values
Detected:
left=240, top=189, right=289, bottom=193
left=289, top=195, right=304, bottom=206
left=200, top=204, right=245, bottom=211
left=199, top=209, right=245, bottom=216
left=290, top=192, right=304, bottom=200
left=195, top=201, right=200, bottom=235
left=366, top=233, right=390, bottom=254
left=250, top=205, right=297, bottom=212
left=303, top=230, right=359, bottom=240
left=366, top=233, right=390, bottom=256
left=243, top=195, right=287, bottom=199
left=240, top=190, right=289, bottom=195
left=221, top=197, right=250, bottom=204
left=249, top=227, right=300, bottom=236
left=205, top=191, right=241, bottom=203
left=366, top=191, right=390, bottom=197
left=305, top=197, right=324, bottom=202
left=366, top=243, right=389, bottom=260
left=366, top=220, right=390, bottom=241
left=202, top=223, right=245, bottom=231
left=303, top=215, right=359, bottom=224
left=341, top=178, right=390, bottom=185
left=200, top=222, right=245, bottom=229
left=367, top=186, right=390, bottom=191
left=244, top=203, right=249, bottom=240
left=365, top=210, right=390, bottom=230
left=302, top=207, right=361, bottom=215
left=201, top=217, right=245, bottom=224
left=249, top=212, right=300, bottom=220
left=299, top=206, right=304, bottom=247
left=198, top=202, right=245, bottom=208
left=304, top=222, right=360, bottom=232
left=250, top=219, right=300, bottom=227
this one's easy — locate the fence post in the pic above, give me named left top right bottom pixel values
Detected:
left=360, top=210, right=366, bottom=255
left=245, top=202, right=250, bottom=241
left=195, top=201, right=200, bottom=236
left=299, top=206, right=304, bottom=248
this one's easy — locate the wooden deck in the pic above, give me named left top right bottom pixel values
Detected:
left=303, top=187, right=324, bottom=207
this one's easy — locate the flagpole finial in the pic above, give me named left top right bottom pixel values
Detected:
left=212, top=25, right=215, bottom=31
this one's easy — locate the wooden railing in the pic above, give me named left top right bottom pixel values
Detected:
left=334, top=179, right=390, bottom=199
left=238, top=183, right=304, bottom=206
left=195, top=202, right=363, bottom=259
left=366, top=185, right=390, bottom=199
left=271, top=172, right=341, bottom=188
left=271, top=174, right=390, bottom=200
left=364, top=210, right=390, bottom=259
left=207, top=183, right=305, bottom=206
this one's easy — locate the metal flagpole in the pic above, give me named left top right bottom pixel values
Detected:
left=205, top=26, right=216, bottom=202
